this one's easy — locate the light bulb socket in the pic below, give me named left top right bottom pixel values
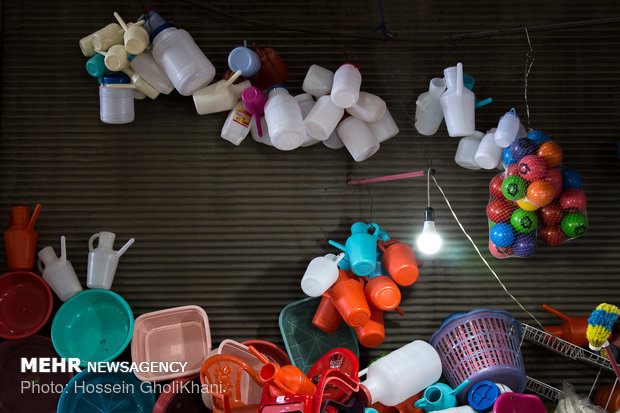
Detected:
left=424, top=207, right=435, bottom=222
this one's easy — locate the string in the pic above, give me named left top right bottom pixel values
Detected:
left=524, top=27, right=536, bottom=129
left=427, top=168, right=431, bottom=208
left=430, top=174, right=545, bottom=330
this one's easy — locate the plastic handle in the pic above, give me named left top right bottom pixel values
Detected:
left=27, top=203, right=42, bottom=231
left=60, top=235, right=67, bottom=263
left=370, top=223, right=381, bottom=240
left=332, top=253, right=345, bottom=265
left=88, top=233, right=100, bottom=252
left=115, top=237, right=135, bottom=257
left=475, top=97, right=493, bottom=109
left=114, top=11, right=129, bottom=31
left=105, top=83, right=137, bottom=90
left=542, top=304, right=571, bottom=322
left=456, top=63, right=463, bottom=97
left=36, top=257, right=44, bottom=274
left=255, top=117, right=263, bottom=137
left=414, top=399, right=428, bottom=408
left=225, top=70, right=242, bottom=88
left=248, top=345, right=271, bottom=365
left=378, top=239, right=399, bottom=253
left=328, top=240, right=347, bottom=252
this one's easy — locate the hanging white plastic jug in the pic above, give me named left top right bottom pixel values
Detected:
left=221, top=101, right=252, bottom=146
left=193, top=70, right=251, bottom=115
left=440, top=63, right=475, bottom=137
left=359, top=340, right=442, bottom=406
left=494, top=108, right=520, bottom=148
left=474, top=128, right=502, bottom=170
left=302, top=64, right=334, bottom=97
left=337, top=117, right=380, bottom=162
left=455, top=131, right=484, bottom=170
left=331, top=63, right=362, bottom=109
left=415, top=78, right=446, bottom=136
left=37, top=236, right=82, bottom=302
left=346, top=92, right=386, bottom=123
left=368, top=108, right=399, bottom=143
left=301, top=253, right=345, bottom=297
left=87, top=231, right=135, bottom=290
left=295, top=93, right=319, bottom=147
left=99, top=74, right=135, bottom=124
left=264, top=85, right=305, bottom=151
left=129, top=51, right=175, bottom=95
left=304, top=95, right=344, bottom=141
left=151, top=23, right=216, bottom=96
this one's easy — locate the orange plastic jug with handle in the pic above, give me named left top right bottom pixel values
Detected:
left=249, top=42, right=289, bottom=91
left=248, top=345, right=316, bottom=397
left=4, top=204, right=42, bottom=271
left=355, top=309, right=385, bottom=348
left=312, top=295, right=343, bottom=334
left=542, top=303, right=589, bottom=347
left=379, top=239, right=419, bottom=286
left=327, top=273, right=371, bottom=327
left=365, top=275, right=401, bottom=311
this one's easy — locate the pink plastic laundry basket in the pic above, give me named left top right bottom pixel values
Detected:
left=430, top=309, right=526, bottom=403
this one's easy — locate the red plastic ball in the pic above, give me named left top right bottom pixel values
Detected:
left=487, top=198, right=515, bottom=223
left=541, top=225, right=565, bottom=246
left=505, top=163, right=519, bottom=177
left=545, top=167, right=563, bottom=199
left=518, top=155, right=548, bottom=182
left=527, top=180, right=555, bottom=207
left=489, top=239, right=513, bottom=258
left=537, top=141, right=563, bottom=167
left=560, top=188, right=587, bottom=212
left=489, top=174, right=504, bottom=199
left=539, top=201, right=564, bottom=226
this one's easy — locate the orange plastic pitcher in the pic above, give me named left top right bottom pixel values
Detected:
left=249, top=43, right=289, bottom=91
left=327, top=275, right=371, bottom=327
left=542, top=304, right=589, bottom=347
left=4, top=204, right=42, bottom=271
left=313, top=295, right=343, bottom=334
left=365, top=275, right=401, bottom=311
left=355, top=309, right=385, bottom=348
left=379, top=240, right=419, bottom=287
left=248, top=345, right=316, bottom=397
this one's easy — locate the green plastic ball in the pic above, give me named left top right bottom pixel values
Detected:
left=511, top=208, right=538, bottom=233
left=502, top=176, right=528, bottom=201
left=489, top=220, right=496, bottom=229
left=561, top=212, right=588, bottom=238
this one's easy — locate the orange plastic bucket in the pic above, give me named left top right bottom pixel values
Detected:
left=355, top=309, right=385, bottom=348
left=328, top=277, right=370, bottom=327
left=365, top=276, right=401, bottom=311
left=312, top=296, right=343, bottom=334
left=379, top=240, right=419, bottom=286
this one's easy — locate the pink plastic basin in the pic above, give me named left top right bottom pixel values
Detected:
left=493, top=393, right=546, bottom=413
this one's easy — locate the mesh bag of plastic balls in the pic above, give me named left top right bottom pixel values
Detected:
left=487, top=130, right=588, bottom=258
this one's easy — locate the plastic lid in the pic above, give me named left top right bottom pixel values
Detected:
left=267, top=84, right=287, bottom=94
left=150, top=22, right=175, bottom=43
left=103, top=74, right=131, bottom=84
left=468, top=380, right=500, bottom=412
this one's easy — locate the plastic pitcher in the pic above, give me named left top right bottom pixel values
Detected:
left=37, top=236, right=83, bottom=302
left=88, top=23, right=125, bottom=52
left=494, top=109, right=520, bottom=148
left=121, top=67, right=160, bottom=99
left=455, top=131, right=484, bottom=170
left=440, top=63, right=475, bottom=137
left=302, top=64, right=334, bottom=97
left=248, top=346, right=316, bottom=397
left=326, top=275, right=371, bottom=327
left=264, top=85, right=305, bottom=151
left=541, top=303, right=589, bottom=347
left=474, top=129, right=501, bottom=170
left=87, top=231, right=135, bottom=290
left=364, top=275, right=401, bottom=311
left=337, top=116, right=380, bottom=162
left=192, top=70, right=250, bottom=115
left=301, top=253, right=344, bottom=297
left=329, top=223, right=381, bottom=276
left=368, top=108, right=400, bottom=143
left=415, top=78, right=446, bottom=136
left=346, top=92, right=387, bottom=122
left=228, top=40, right=261, bottom=78
left=355, top=308, right=385, bottom=348
left=304, top=94, right=344, bottom=141
left=379, top=239, right=419, bottom=286
left=4, top=204, right=42, bottom=271
left=331, top=64, right=362, bottom=109
left=415, top=381, right=469, bottom=412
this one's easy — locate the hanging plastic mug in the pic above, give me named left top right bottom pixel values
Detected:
left=364, top=275, right=401, bottom=311
left=329, top=222, right=381, bottom=276
left=326, top=274, right=371, bottom=327
left=37, top=236, right=83, bottom=302
left=379, top=239, right=419, bottom=286
left=312, top=295, right=343, bottom=334
left=355, top=309, right=385, bottom=348
left=228, top=40, right=261, bottom=78
left=301, top=253, right=345, bottom=297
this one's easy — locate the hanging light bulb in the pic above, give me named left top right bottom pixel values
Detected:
left=417, top=207, right=442, bottom=254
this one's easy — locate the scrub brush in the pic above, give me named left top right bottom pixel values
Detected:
left=587, top=303, right=620, bottom=382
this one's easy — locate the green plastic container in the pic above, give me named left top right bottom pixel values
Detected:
left=51, top=289, right=134, bottom=366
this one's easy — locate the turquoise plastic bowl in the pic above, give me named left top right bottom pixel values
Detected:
left=52, top=289, right=134, bottom=366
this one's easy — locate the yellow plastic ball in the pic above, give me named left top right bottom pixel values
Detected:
left=517, top=198, right=539, bottom=211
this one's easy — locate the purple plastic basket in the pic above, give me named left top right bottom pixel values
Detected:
left=430, top=309, right=526, bottom=403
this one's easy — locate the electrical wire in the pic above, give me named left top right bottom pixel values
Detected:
left=430, top=174, right=545, bottom=330
left=524, top=27, right=536, bottom=129
left=427, top=168, right=431, bottom=208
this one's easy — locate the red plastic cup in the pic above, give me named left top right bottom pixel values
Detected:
left=327, top=277, right=370, bottom=327
left=379, top=240, right=419, bottom=286
left=365, top=275, right=401, bottom=311
left=355, top=309, right=385, bottom=348
left=0, top=271, right=53, bottom=339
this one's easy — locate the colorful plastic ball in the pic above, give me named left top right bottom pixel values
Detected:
left=510, top=137, right=538, bottom=163
left=502, top=147, right=515, bottom=167
left=511, top=209, right=538, bottom=233
left=541, top=225, right=565, bottom=246
left=562, top=169, right=582, bottom=190
left=489, top=174, right=505, bottom=199
left=487, top=198, right=515, bottom=223
left=526, top=180, right=555, bottom=207
left=505, top=163, right=519, bottom=177
left=517, top=198, right=539, bottom=211
left=518, top=155, right=548, bottom=182
left=502, top=176, right=528, bottom=201
left=561, top=212, right=588, bottom=238
left=537, top=141, right=563, bottom=167
left=490, top=223, right=515, bottom=248
left=512, top=232, right=537, bottom=258
left=545, top=167, right=563, bottom=199
left=560, top=188, right=587, bottom=212
left=489, top=239, right=513, bottom=259
left=527, top=130, right=550, bottom=146
left=539, top=201, right=564, bottom=226
left=489, top=220, right=496, bottom=230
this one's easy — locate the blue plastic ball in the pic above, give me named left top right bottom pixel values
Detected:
left=527, top=130, right=550, bottom=146
left=510, top=137, right=538, bottom=163
left=512, top=232, right=537, bottom=257
left=502, top=147, right=515, bottom=167
left=562, top=169, right=582, bottom=190
left=490, top=223, right=516, bottom=248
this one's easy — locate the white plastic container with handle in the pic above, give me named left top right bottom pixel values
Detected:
left=494, top=108, right=520, bottom=148
left=440, top=63, right=475, bottom=137
left=87, top=231, right=135, bottom=290
left=304, top=95, right=344, bottom=141
left=415, top=78, right=446, bottom=136
left=455, top=131, right=484, bottom=170
left=302, top=64, right=334, bottom=97
left=192, top=71, right=251, bottom=115
left=474, top=128, right=502, bottom=169
left=264, top=85, right=305, bottom=151
left=37, top=236, right=82, bottom=302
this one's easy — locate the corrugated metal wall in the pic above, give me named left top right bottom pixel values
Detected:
left=2, top=0, right=620, bottom=400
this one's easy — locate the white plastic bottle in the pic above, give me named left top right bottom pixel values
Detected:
left=455, top=131, right=484, bottom=170
left=264, top=85, right=305, bottom=151
left=99, top=75, right=134, bottom=124
left=359, top=340, right=442, bottom=406
left=331, top=64, right=362, bottom=109
left=346, top=92, right=386, bottom=122
left=415, top=78, right=446, bottom=136
left=129, top=51, right=174, bottom=95
left=250, top=117, right=274, bottom=146
left=474, top=128, right=502, bottom=169
left=494, top=108, right=520, bottom=147
left=337, top=117, right=380, bottom=162
left=368, top=109, right=399, bottom=143
left=295, top=93, right=319, bottom=147
left=304, top=95, right=344, bottom=141
left=440, top=63, right=475, bottom=137
left=302, top=64, right=334, bottom=97
left=151, top=24, right=216, bottom=96
left=221, top=102, right=252, bottom=146
left=323, top=130, right=344, bottom=149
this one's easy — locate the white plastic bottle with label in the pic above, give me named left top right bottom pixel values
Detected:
left=129, top=51, right=174, bottom=94
left=331, top=64, right=362, bottom=109
left=440, top=63, right=475, bottom=137
left=474, top=128, right=502, bottom=169
left=415, top=78, right=446, bottom=136
left=295, top=93, right=319, bottom=146
left=250, top=117, right=274, bottom=146
left=346, top=92, right=386, bottom=122
left=494, top=108, right=520, bottom=147
left=368, top=109, right=399, bottom=143
left=302, top=64, right=334, bottom=97
left=221, top=102, right=252, bottom=146
left=359, top=340, right=442, bottom=406
left=264, top=86, right=305, bottom=151
left=304, top=95, right=344, bottom=141
left=455, top=131, right=484, bottom=170
left=151, top=24, right=216, bottom=96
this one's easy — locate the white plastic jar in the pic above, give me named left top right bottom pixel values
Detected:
left=99, top=74, right=134, bottom=124
left=331, top=63, right=362, bottom=109
left=346, top=91, right=386, bottom=122
left=151, top=23, right=216, bottom=96
left=264, top=85, right=305, bottom=151
left=304, top=95, right=344, bottom=141
left=302, top=64, right=334, bottom=97
left=474, top=128, right=502, bottom=169
left=455, top=131, right=484, bottom=170
left=337, top=116, right=380, bottom=162
left=367, top=109, right=399, bottom=143
left=129, top=51, right=174, bottom=94
left=295, top=93, right=319, bottom=147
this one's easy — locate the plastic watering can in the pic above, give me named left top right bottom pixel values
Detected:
left=414, top=380, right=470, bottom=412
left=4, top=204, right=42, bottom=271
left=37, top=236, right=83, bottom=302
left=87, top=231, right=135, bottom=290
left=248, top=345, right=316, bottom=397
left=329, top=223, right=381, bottom=276
left=542, top=303, right=589, bottom=347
